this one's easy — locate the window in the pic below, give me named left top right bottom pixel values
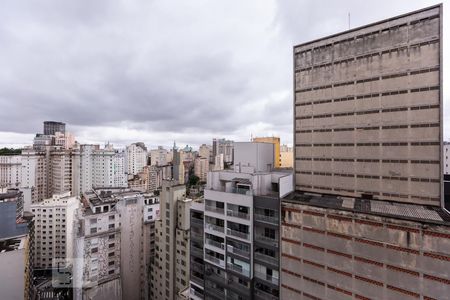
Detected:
left=90, top=228, right=97, bottom=234
left=109, top=215, right=115, bottom=220
left=91, top=247, right=98, bottom=254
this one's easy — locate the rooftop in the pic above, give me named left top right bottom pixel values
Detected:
left=0, top=202, right=28, bottom=240
left=284, top=192, right=450, bottom=226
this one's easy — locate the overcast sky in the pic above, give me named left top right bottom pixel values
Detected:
left=0, top=0, right=448, bottom=149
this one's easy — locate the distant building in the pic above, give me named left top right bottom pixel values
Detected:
left=126, top=143, right=148, bottom=176
left=213, top=154, right=224, bottom=171
left=43, top=121, right=65, bottom=135
left=150, top=146, right=169, bottom=166
left=194, top=157, right=208, bottom=183
left=0, top=155, right=22, bottom=188
left=252, top=136, right=281, bottom=168
left=212, top=138, right=234, bottom=165
left=72, top=145, right=127, bottom=196
left=198, top=144, right=211, bottom=161
left=280, top=145, right=293, bottom=168
left=150, top=181, right=191, bottom=300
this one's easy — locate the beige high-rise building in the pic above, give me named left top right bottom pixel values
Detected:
left=282, top=5, right=450, bottom=300
left=280, top=145, right=293, bottom=168
left=252, top=136, right=281, bottom=168
left=194, top=157, right=208, bottom=183
left=150, top=181, right=191, bottom=300
left=294, top=5, right=442, bottom=206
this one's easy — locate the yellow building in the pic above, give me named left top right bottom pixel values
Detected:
left=252, top=136, right=281, bottom=168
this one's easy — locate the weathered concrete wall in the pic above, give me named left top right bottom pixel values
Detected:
left=281, top=201, right=450, bottom=299
left=293, top=5, right=442, bottom=206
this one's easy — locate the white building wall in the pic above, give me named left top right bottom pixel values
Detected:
left=0, top=155, right=22, bottom=188
left=126, top=143, right=148, bottom=175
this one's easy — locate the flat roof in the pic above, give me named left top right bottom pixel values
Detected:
left=294, top=4, right=441, bottom=49
left=283, top=191, right=450, bottom=226
left=0, top=202, right=28, bottom=240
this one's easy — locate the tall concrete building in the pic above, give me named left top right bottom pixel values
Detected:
left=189, top=142, right=293, bottom=300
left=282, top=5, right=450, bottom=300
left=43, top=121, right=66, bottom=135
left=294, top=5, right=442, bottom=206
left=126, top=142, right=148, bottom=176
left=280, top=145, right=293, bottom=168
left=150, top=180, right=191, bottom=300
left=150, top=146, right=169, bottom=166
left=252, top=136, right=281, bottom=168
left=198, top=144, right=211, bottom=162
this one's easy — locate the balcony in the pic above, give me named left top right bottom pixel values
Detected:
left=254, top=213, right=278, bottom=225
left=190, top=272, right=204, bottom=287
left=254, top=252, right=278, bottom=266
left=191, top=260, right=205, bottom=273
left=254, top=271, right=279, bottom=285
left=191, top=217, right=204, bottom=227
left=205, top=205, right=224, bottom=215
left=227, top=263, right=250, bottom=277
left=190, top=288, right=204, bottom=300
left=254, top=288, right=279, bottom=300
left=205, top=239, right=225, bottom=250
left=227, top=209, right=250, bottom=220
left=227, top=228, right=249, bottom=240
left=205, top=254, right=225, bottom=268
left=205, top=223, right=224, bottom=234
left=228, top=187, right=252, bottom=196
left=191, top=245, right=204, bottom=258
left=255, top=235, right=278, bottom=247
left=226, top=245, right=249, bottom=258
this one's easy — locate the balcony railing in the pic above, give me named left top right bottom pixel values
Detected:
left=254, top=271, right=279, bottom=285
left=190, top=288, right=204, bottom=299
left=191, top=217, right=204, bottom=226
left=254, top=213, right=278, bottom=224
left=227, top=228, right=249, bottom=240
left=205, top=223, right=225, bottom=233
left=205, top=254, right=225, bottom=267
left=205, top=239, right=225, bottom=250
left=205, top=205, right=224, bottom=214
left=227, top=209, right=250, bottom=220
left=191, top=245, right=203, bottom=258
left=226, top=245, right=249, bottom=258
left=254, top=252, right=278, bottom=266
left=254, top=288, right=279, bottom=300
left=227, top=263, right=250, bottom=277
left=228, top=187, right=252, bottom=195
left=190, top=273, right=204, bottom=287
left=255, top=235, right=278, bottom=247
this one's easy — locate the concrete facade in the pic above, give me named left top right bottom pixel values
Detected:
left=281, top=199, right=450, bottom=300
left=126, top=142, right=148, bottom=176
left=150, top=181, right=191, bottom=300
left=444, top=142, right=450, bottom=175
left=252, top=137, right=281, bottom=168
left=294, top=5, right=442, bottom=206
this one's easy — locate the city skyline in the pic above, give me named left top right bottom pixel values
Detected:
left=0, top=0, right=449, bottom=148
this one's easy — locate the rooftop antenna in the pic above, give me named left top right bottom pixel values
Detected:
left=348, top=12, right=351, bottom=30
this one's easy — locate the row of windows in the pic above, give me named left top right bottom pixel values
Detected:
left=296, top=104, right=439, bottom=120
left=296, top=157, right=439, bottom=164
left=296, top=185, right=439, bottom=202
left=296, top=172, right=439, bottom=182
left=295, top=14, right=439, bottom=56
left=297, top=123, right=439, bottom=133
left=295, top=38, right=439, bottom=72
left=296, top=66, right=439, bottom=96
left=296, top=142, right=440, bottom=147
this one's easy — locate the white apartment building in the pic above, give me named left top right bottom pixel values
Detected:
left=50, top=149, right=74, bottom=195
left=31, top=192, right=80, bottom=269
left=21, top=149, right=49, bottom=203
left=54, top=132, right=75, bottom=149
left=72, top=145, right=127, bottom=196
left=126, top=142, right=148, bottom=176
left=190, top=142, right=293, bottom=300
left=212, top=138, right=234, bottom=165
left=150, top=180, right=191, bottom=300
left=194, top=157, right=208, bottom=183
left=0, top=155, right=22, bottom=188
